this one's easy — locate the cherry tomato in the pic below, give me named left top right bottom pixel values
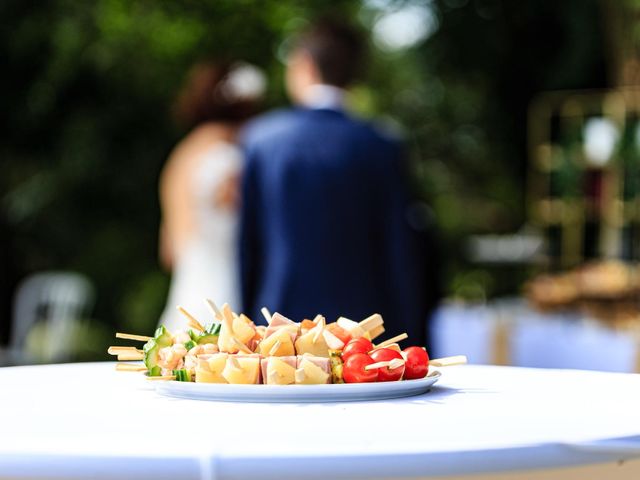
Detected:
left=402, top=346, right=429, bottom=380
left=370, top=348, right=404, bottom=382
left=341, top=338, right=374, bottom=362
left=342, top=353, right=377, bottom=383
left=326, top=324, right=352, bottom=346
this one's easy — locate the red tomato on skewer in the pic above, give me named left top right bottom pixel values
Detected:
left=341, top=338, right=374, bottom=363
left=370, top=348, right=404, bottom=382
left=402, top=346, right=429, bottom=380
left=343, top=353, right=377, bottom=383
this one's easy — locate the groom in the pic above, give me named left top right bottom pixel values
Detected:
left=239, top=18, right=437, bottom=344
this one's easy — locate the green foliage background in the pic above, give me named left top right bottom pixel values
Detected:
left=0, top=0, right=609, bottom=348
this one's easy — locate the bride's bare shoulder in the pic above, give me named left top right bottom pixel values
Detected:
left=161, top=123, right=237, bottom=189
left=187, top=122, right=236, bottom=145
left=172, top=123, right=236, bottom=160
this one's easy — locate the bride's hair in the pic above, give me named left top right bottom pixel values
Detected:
left=173, top=60, right=266, bottom=129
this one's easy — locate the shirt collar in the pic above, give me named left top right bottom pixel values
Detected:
left=301, top=84, right=347, bottom=111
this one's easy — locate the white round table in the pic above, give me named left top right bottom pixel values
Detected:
left=1, top=362, right=639, bottom=480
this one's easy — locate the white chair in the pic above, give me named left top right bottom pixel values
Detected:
left=2, top=271, right=95, bottom=365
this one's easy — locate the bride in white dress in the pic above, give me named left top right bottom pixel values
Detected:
left=158, top=61, right=265, bottom=332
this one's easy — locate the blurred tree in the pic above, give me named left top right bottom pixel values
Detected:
left=0, top=0, right=613, bottom=347
left=602, top=0, right=640, bottom=86
left=359, top=0, right=608, bottom=298
left=0, top=0, right=357, bottom=344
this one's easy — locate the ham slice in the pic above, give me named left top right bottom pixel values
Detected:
left=297, top=354, right=331, bottom=372
left=295, top=354, right=331, bottom=384
left=261, top=356, right=297, bottom=385
left=264, top=312, right=299, bottom=342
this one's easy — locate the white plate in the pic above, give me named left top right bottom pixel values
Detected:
left=152, top=371, right=441, bottom=403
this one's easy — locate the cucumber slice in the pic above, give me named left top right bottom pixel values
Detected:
left=143, top=339, right=160, bottom=375
left=195, top=333, right=218, bottom=345
left=188, top=324, right=220, bottom=345
left=172, top=369, right=191, bottom=382
left=184, top=340, right=197, bottom=351
left=154, top=325, right=173, bottom=347
left=188, top=329, right=199, bottom=342
left=206, top=322, right=221, bottom=336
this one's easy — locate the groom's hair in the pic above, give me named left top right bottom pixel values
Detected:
left=295, top=17, right=365, bottom=88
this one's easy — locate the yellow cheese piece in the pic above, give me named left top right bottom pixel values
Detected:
left=278, top=324, right=299, bottom=340
left=218, top=320, right=238, bottom=353
left=222, top=356, right=260, bottom=384
left=259, top=329, right=295, bottom=357
left=359, top=313, right=383, bottom=332
left=265, top=357, right=296, bottom=385
left=337, top=317, right=366, bottom=338
left=233, top=315, right=255, bottom=344
left=195, top=354, right=228, bottom=383
left=296, top=358, right=330, bottom=385
left=294, top=329, right=330, bottom=357
left=207, top=354, right=229, bottom=374
left=218, top=316, right=255, bottom=354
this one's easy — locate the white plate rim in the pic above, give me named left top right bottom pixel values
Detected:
left=152, top=370, right=441, bottom=403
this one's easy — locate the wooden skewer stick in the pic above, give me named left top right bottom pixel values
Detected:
left=429, top=355, right=468, bottom=367
left=221, top=303, right=236, bottom=324
left=363, top=361, right=390, bottom=371
left=108, top=346, right=143, bottom=355
left=312, top=327, right=324, bottom=344
left=177, top=305, right=205, bottom=332
left=268, top=371, right=280, bottom=385
left=388, top=358, right=406, bottom=369
left=363, top=358, right=405, bottom=371
left=377, top=343, right=401, bottom=353
left=108, top=345, right=140, bottom=352
left=261, top=307, right=272, bottom=325
left=116, top=332, right=152, bottom=342
left=204, top=298, right=223, bottom=320
left=323, top=329, right=345, bottom=350
left=364, top=360, right=391, bottom=371
left=147, top=375, right=176, bottom=381
left=220, top=311, right=234, bottom=335
left=372, top=333, right=408, bottom=350
left=294, top=368, right=306, bottom=384
left=117, top=353, right=145, bottom=361
left=269, top=339, right=282, bottom=356
left=232, top=337, right=253, bottom=354
left=312, top=316, right=326, bottom=344
left=228, top=356, right=243, bottom=372
left=116, top=363, right=147, bottom=372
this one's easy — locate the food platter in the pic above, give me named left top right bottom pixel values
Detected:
left=111, top=299, right=464, bottom=400
left=151, top=370, right=441, bottom=403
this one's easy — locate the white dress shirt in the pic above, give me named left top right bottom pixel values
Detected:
left=301, top=84, right=346, bottom=110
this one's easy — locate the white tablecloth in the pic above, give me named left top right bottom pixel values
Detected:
left=1, top=362, right=639, bottom=479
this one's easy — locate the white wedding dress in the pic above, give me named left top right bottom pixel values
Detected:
left=159, top=142, right=242, bottom=332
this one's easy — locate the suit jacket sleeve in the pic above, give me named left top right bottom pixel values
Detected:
left=238, top=145, right=261, bottom=318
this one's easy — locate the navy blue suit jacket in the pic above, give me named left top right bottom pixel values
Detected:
left=239, top=107, right=432, bottom=344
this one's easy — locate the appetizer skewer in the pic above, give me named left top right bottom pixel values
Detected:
left=110, top=302, right=466, bottom=385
